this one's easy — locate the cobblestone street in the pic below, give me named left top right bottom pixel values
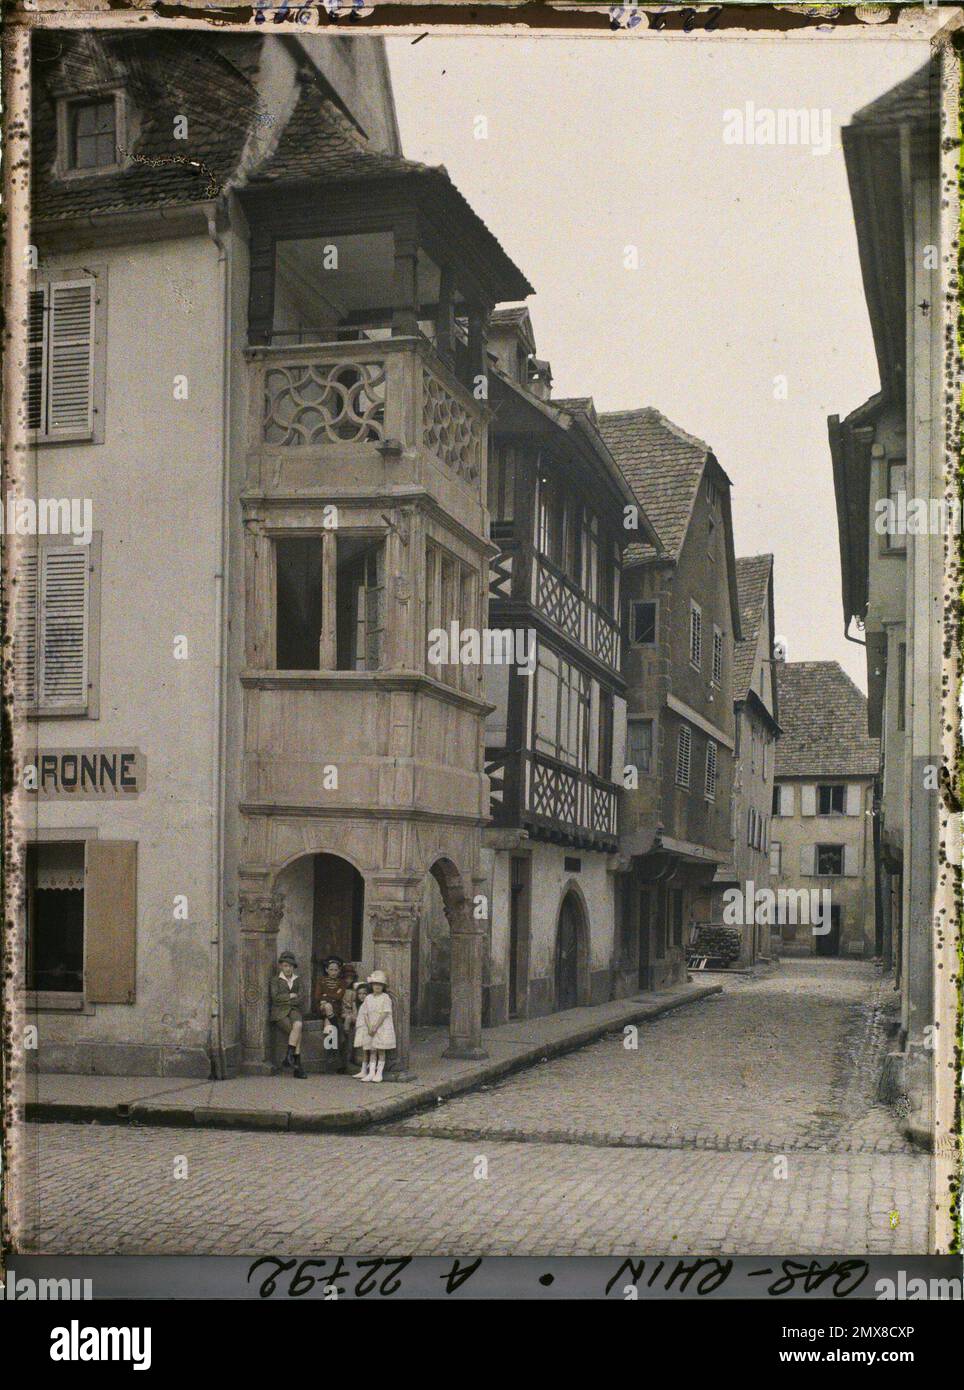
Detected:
left=17, top=961, right=932, bottom=1256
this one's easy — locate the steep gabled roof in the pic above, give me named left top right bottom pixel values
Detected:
left=597, top=407, right=712, bottom=563
left=733, top=554, right=773, bottom=699
left=775, top=661, right=879, bottom=779
left=32, top=31, right=263, bottom=222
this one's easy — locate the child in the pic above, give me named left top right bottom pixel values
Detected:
left=269, top=951, right=306, bottom=1078
left=353, top=970, right=396, bottom=1082
left=346, top=980, right=368, bottom=1076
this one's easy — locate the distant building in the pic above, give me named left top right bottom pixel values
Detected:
left=599, top=408, right=741, bottom=989
left=712, top=554, right=781, bottom=965
left=771, top=662, right=879, bottom=959
left=474, top=317, right=654, bottom=1020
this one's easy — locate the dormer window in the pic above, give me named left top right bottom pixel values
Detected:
left=71, top=99, right=116, bottom=168
left=56, top=93, right=126, bottom=177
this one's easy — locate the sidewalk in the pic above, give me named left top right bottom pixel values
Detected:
left=23, top=982, right=720, bottom=1134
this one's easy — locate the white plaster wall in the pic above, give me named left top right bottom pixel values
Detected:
left=28, top=233, right=224, bottom=1052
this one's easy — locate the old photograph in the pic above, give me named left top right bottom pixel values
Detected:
left=2, top=2, right=961, bottom=1325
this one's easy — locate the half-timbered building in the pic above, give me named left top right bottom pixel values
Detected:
left=472, top=312, right=660, bottom=1019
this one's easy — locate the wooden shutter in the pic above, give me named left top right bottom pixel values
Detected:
left=780, top=784, right=794, bottom=817
left=363, top=544, right=385, bottom=671
left=843, top=843, right=859, bottom=877
left=14, top=551, right=39, bottom=703
left=800, top=844, right=815, bottom=875
left=39, top=546, right=89, bottom=707
left=46, top=279, right=95, bottom=439
left=800, top=784, right=816, bottom=817
left=27, top=286, right=47, bottom=431
left=85, top=840, right=137, bottom=1004
left=845, top=783, right=862, bottom=816
left=676, top=724, right=691, bottom=787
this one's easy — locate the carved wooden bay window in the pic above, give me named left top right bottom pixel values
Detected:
left=273, top=530, right=385, bottom=672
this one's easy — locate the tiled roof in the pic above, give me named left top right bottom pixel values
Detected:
left=775, top=661, right=879, bottom=779
left=31, top=31, right=534, bottom=301
left=733, top=554, right=773, bottom=698
left=597, top=407, right=711, bottom=561
left=850, top=59, right=940, bottom=130
left=32, top=31, right=263, bottom=221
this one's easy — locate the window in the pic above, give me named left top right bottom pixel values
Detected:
left=597, top=688, right=614, bottom=780
left=747, top=807, right=755, bottom=847
left=689, top=600, right=702, bottom=670
left=25, top=843, right=85, bottom=994
left=67, top=98, right=118, bottom=170
left=582, top=508, right=599, bottom=601
left=426, top=541, right=475, bottom=691
left=533, top=644, right=588, bottom=768
left=486, top=443, right=515, bottom=523
left=630, top=600, right=657, bottom=646
left=675, top=723, right=692, bottom=788
left=704, top=739, right=718, bottom=800
left=627, top=718, right=653, bottom=775
left=772, top=785, right=781, bottom=815
left=817, top=784, right=845, bottom=816
left=275, top=536, right=323, bottom=670
left=24, top=838, right=137, bottom=1008
left=886, top=460, right=907, bottom=551
left=706, top=477, right=719, bottom=509
left=769, top=840, right=782, bottom=875
left=28, top=276, right=99, bottom=442
left=336, top=536, right=385, bottom=671
left=816, top=844, right=844, bottom=876
left=712, top=625, right=723, bottom=686
left=16, top=541, right=97, bottom=716
left=896, top=642, right=906, bottom=732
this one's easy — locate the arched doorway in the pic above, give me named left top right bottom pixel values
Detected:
left=555, top=888, right=589, bottom=1011
left=429, top=856, right=488, bottom=1060
left=273, top=852, right=365, bottom=1014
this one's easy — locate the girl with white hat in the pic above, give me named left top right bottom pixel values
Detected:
left=352, top=970, right=396, bottom=1082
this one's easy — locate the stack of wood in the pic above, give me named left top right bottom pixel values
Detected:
left=689, top=926, right=742, bottom=968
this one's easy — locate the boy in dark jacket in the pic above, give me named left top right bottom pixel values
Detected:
left=270, top=951, right=306, bottom=1078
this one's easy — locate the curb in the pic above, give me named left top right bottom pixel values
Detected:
left=25, top=985, right=722, bottom=1135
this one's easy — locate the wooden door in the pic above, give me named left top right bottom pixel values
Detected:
left=556, top=893, right=580, bottom=1010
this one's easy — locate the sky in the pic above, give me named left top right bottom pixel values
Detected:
left=386, top=33, right=929, bottom=692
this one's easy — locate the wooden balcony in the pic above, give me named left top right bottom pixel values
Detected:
left=529, top=553, right=621, bottom=673
left=485, top=746, right=619, bottom=850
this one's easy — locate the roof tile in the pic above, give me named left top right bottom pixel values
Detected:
left=775, top=661, right=879, bottom=779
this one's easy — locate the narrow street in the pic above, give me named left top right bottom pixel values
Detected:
left=17, top=961, right=930, bottom=1257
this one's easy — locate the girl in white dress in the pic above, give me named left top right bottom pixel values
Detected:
left=353, top=971, right=396, bottom=1082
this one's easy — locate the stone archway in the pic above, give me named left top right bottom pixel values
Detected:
left=429, top=856, right=487, bottom=1061
left=554, top=885, right=591, bottom=1012
left=273, top=851, right=365, bottom=1016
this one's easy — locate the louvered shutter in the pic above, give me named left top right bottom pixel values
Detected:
left=845, top=783, right=862, bottom=816
left=27, top=287, right=47, bottom=432
left=46, top=280, right=94, bottom=439
left=14, top=551, right=39, bottom=703
left=800, top=844, right=815, bottom=875
left=39, top=546, right=88, bottom=707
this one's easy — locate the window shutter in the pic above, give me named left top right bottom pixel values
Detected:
left=676, top=724, right=691, bottom=787
left=800, top=844, right=815, bottom=875
left=800, top=784, right=816, bottom=817
left=15, top=551, right=39, bottom=703
left=843, top=844, right=859, bottom=877
left=39, top=546, right=89, bottom=707
left=85, top=840, right=137, bottom=1004
left=769, top=841, right=781, bottom=875
left=46, top=279, right=95, bottom=439
left=845, top=783, right=862, bottom=817
left=27, top=286, right=48, bottom=431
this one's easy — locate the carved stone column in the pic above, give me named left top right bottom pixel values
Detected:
left=239, top=891, right=285, bottom=1075
left=371, top=903, right=419, bottom=1079
left=444, top=894, right=488, bottom=1061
